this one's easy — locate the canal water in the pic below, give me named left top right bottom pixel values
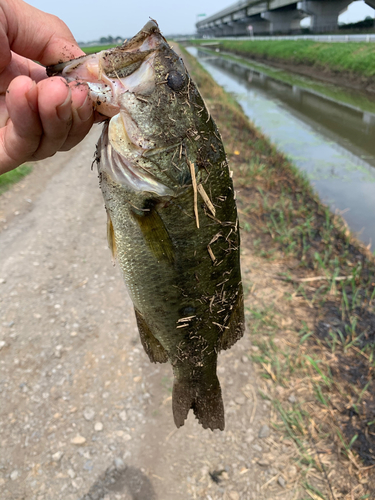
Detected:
left=187, top=47, right=375, bottom=249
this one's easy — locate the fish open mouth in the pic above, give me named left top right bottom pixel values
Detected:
left=47, top=20, right=164, bottom=117
left=48, top=21, right=176, bottom=196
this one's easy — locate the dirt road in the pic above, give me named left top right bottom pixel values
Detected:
left=0, top=128, right=297, bottom=500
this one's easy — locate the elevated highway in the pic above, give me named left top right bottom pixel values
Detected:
left=196, top=0, right=375, bottom=36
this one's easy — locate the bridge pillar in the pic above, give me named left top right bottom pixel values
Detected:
left=232, top=22, right=249, bottom=36
left=261, top=8, right=305, bottom=34
left=298, top=0, right=351, bottom=32
left=222, top=24, right=235, bottom=36
left=213, top=25, right=225, bottom=37
left=246, top=14, right=271, bottom=35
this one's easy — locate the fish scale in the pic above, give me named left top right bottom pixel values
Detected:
left=47, top=20, right=244, bottom=430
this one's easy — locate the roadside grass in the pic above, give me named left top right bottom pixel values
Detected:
left=180, top=45, right=375, bottom=498
left=0, top=165, right=32, bottom=195
left=81, top=44, right=116, bottom=54
left=189, top=39, right=375, bottom=79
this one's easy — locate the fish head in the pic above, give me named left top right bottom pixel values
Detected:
left=48, top=21, right=198, bottom=195
left=48, top=20, right=194, bottom=147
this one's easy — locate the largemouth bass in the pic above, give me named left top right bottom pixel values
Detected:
left=47, top=21, right=244, bottom=430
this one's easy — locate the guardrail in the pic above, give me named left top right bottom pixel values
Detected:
left=194, top=33, right=375, bottom=43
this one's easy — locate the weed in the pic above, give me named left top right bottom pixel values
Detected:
left=0, top=164, right=32, bottom=195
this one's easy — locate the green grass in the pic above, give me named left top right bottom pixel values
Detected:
left=81, top=44, right=116, bottom=54
left=190, top=39, right=375, bottom=79
left=0, top=164, right=32, bottom=195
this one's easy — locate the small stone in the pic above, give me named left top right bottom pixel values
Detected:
left=52, top=451, right=64, bottom=462
left=0, top=478, right=5, bottom=486
left=229, top=492, right=240, bottom=500
left=70, top=435, right=86, bottom=445
left=258, top=459, right=269, bottom=467
left=252, top=444, right=262, bottom=452
left=119, top=410, right=127, bottom=422
left=33, top=313, right=42, bottom=319
left=278, top=476, right=286, bottom=488
left=0, top=340, right=6, bottom=351
left=241, top=355, right=249, bottom=363
left=10, top=470, right=19, bottom=480
left=83, top=408, right=95, bottom=421
left=114, top=458, right=126, bottom=470
left=94, top=422, right=103, bottom=432
left=83, top=461, right=93, bottom=471
left=288, top=394, right=297, bottom=403
left=259, top=425, right=270, bottom=439
left=70, top=331, right=77, bottom=337
left=72, top=477, right=83, bottom=490
left=0, top=278, right=6, bottom=284
left=275, top=386, right=284, bottom=396
left=251, top=345, right=259, bottom=352
left=235, top=396, right=245, bottom=405
left=67, top=469, right=76, bottom=479
left=288, top=465, right=297, bottom=478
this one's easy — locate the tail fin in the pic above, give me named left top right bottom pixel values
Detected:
left=172, top=372, right=225, bottom=431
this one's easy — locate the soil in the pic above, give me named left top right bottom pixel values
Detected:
left=0, top=128, right=302, bottom=500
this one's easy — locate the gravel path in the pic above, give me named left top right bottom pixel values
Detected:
left=0, top=128, right=296, bottom=500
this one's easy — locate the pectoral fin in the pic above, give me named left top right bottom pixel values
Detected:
left=131, top=206, right=175, bottom=265
left=107, top=212, right=117, bottom=260
left=134, top=308, right=168, bottom=363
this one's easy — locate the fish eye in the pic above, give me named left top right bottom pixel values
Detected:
left=167, top=70, right=186, bottom=91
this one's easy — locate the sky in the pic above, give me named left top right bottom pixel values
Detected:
left=26, top=0, right=375, bottom=42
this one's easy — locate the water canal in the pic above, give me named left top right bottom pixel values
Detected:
left=187, top=47, right=375, bottom=249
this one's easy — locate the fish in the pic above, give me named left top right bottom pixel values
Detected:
left=47, top=20, right=244, bottom=431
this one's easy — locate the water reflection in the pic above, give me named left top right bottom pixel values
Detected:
left=188, top=47, right=375, bottom=247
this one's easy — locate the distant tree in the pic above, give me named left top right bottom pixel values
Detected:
left=99, top=35, right=114, bottom=44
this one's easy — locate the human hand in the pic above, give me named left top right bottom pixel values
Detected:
left=0, top=0, right=95, bottom=174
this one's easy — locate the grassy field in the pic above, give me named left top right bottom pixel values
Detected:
left=180, top=44, right=375, bottom=499
left=81, top=44, right=116, bottom=54
left=0, top=165, right=32, bottom=195
left=189, top=39, right=375, bottom=79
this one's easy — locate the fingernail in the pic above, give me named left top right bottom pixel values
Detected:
left=56, top=89, right=72, bottom=121
left=25, top=81, right=38, bottom=113
left=76, top=95, right=93, bottom=122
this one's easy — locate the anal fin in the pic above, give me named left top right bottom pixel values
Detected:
left=134, top=308, right=168, bottom=363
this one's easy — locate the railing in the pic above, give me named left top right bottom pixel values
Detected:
left=196, top=32, right=375, bottom=42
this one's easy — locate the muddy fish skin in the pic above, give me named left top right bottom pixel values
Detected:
left=48, top=21, right=244, bottom=430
